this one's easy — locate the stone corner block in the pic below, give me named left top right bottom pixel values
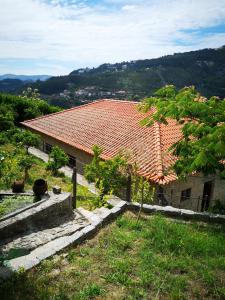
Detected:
left=8, top=256, right=40, bottom=272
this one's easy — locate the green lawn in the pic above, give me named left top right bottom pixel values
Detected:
left=1, top=212, right=225, bottom=299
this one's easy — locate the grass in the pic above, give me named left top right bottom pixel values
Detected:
left=0, top=195, right=34, bottom=217
left=0, top=212, right=225, bottom=299
left=0, top=144, right=97, bottom=211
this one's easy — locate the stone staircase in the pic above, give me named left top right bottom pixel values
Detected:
left=0, top=196, right=127, bottom=278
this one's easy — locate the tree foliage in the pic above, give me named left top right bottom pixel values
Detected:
left=84, top=145, right=128, bottom=199
left=21, top=87, right=41, bottom=100
left=18, top=154, right=37, bottom=182
left=0, top=105, right=14, bottom=131
left=139, top=85, right=225, bottom=179
left=0, top=92, right=60, bottom=127
left=47, top=146, right=68, bottom=175
left=11, top=129, right=40, bottom=153
left=0, top=149, right=22, bottom=188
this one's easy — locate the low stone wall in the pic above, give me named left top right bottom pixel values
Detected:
left=0, top=192, right=72, bottom=241
left=128, top=202, right=225, bottom=224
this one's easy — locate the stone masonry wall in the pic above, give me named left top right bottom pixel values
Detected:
left=0, top=192, right=72, bottom=241
left=39, top=134, right=93, bottom=174
left=163, top=174, right=225, bottom=211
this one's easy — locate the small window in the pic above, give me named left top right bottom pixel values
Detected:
left=45, top=143, right=52, bottom=154
left=68, top=155, right=76, bottom=167
left=180, top=188, right=191, bottom=202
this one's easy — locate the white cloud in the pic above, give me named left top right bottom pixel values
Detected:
left=0, top=0, right=225, bottom=74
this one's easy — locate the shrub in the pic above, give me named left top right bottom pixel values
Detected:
left=47, top=146, right=68, bottom=175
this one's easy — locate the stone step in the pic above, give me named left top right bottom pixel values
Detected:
left=1, top=212, right=89, bottom=253
left=94, top=207, right=111, bottom=218
left=107, top=195, right=127, bottom=208
left=77, top=207, right=102, bottom=226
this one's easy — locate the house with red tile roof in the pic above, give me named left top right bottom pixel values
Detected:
left=22, top=99, right=225, bottom=211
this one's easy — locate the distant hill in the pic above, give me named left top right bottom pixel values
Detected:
left=1, top=46, right=225, bottom=107
left=0, top=74, right=51, bottom=82
left=0, top=79, right=25, bottom=93
left=0, top=74, right=52, bottom=95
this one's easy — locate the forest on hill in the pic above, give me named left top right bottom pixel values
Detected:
left=1, top=46, right=225, bottom=108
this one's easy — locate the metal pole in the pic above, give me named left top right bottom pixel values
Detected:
left=72, top=162, right=77, bottom=209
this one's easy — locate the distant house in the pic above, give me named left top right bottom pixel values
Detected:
left=22, top=99, right=225, bottom=211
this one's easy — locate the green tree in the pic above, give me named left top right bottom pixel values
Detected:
left=0, top=105, right=14, bottom=131
left=12, top=130, right=40, bottom=154
left=139, top=85, right=225, bottom=179
left=21, top=87, right=41, bottom=100
left=47, top=146, right=68, bottom=175
left=18, top=155, right=36, bottom=182
left=132, top=170, right=155, bottom=223
left=85, top=145, right=128, bottom=201
left=0, top=93, right=60, bottom=127
left=0, top=150, right=21, bottom=189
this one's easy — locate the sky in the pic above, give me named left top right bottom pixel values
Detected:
left=0, top=0, right=225, bottom=75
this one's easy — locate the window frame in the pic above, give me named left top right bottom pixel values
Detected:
left=180, top=188, right=191, bottom=202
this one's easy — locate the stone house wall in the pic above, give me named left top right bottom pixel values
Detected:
left=162, top=174, right=225, bottom=211
left=38, top=133, right=93, bottom=174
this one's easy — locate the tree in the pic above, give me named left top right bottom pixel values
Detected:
left=47, top=146, right=68, bottom=175
left=21, top=87, right=41, bottom=101
left=85, top=145, right=128, bottom=201
left=18, top=155, right=36, bottom=182
left=12, top=129, right=40, bottom=154
left=132, top=170, right=155, bottom=223
left=139, top=85, right=225, bottom=179
left=0, top=150, right=21, bottom=189
left=0, top=105, right=14, bottom=131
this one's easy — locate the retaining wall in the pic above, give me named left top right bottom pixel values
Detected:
left=0, top=192, right=72, bottom=240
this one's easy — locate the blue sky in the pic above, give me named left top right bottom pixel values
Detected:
left=0, top=0, right=225, bottom=75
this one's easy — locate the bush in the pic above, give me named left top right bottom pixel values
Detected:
left=209, top=200, right=225, bottom=214
left=47, top=146, right=68, bottom=175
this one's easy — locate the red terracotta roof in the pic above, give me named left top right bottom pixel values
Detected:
left=22, top=99, right=183, bottom=185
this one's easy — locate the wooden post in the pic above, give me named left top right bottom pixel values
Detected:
left=72, top=163, right=77, bottom=209
left=126, top=174, right=132, bottom=202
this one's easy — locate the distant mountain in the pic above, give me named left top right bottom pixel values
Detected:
left=0, top=74, right=51, bottom=82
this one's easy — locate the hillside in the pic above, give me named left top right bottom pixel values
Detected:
left=32, top=45, right=225, bottom=108
left=0, top=75, right=51, bottom=94
left=0, top=79, right=25, bottom=93
left=1, top=46, right=225, bottom=108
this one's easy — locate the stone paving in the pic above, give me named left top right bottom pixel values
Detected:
left=28, top=147, right=98, bottom=195
left=0, top=210, right=89, bottom=253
